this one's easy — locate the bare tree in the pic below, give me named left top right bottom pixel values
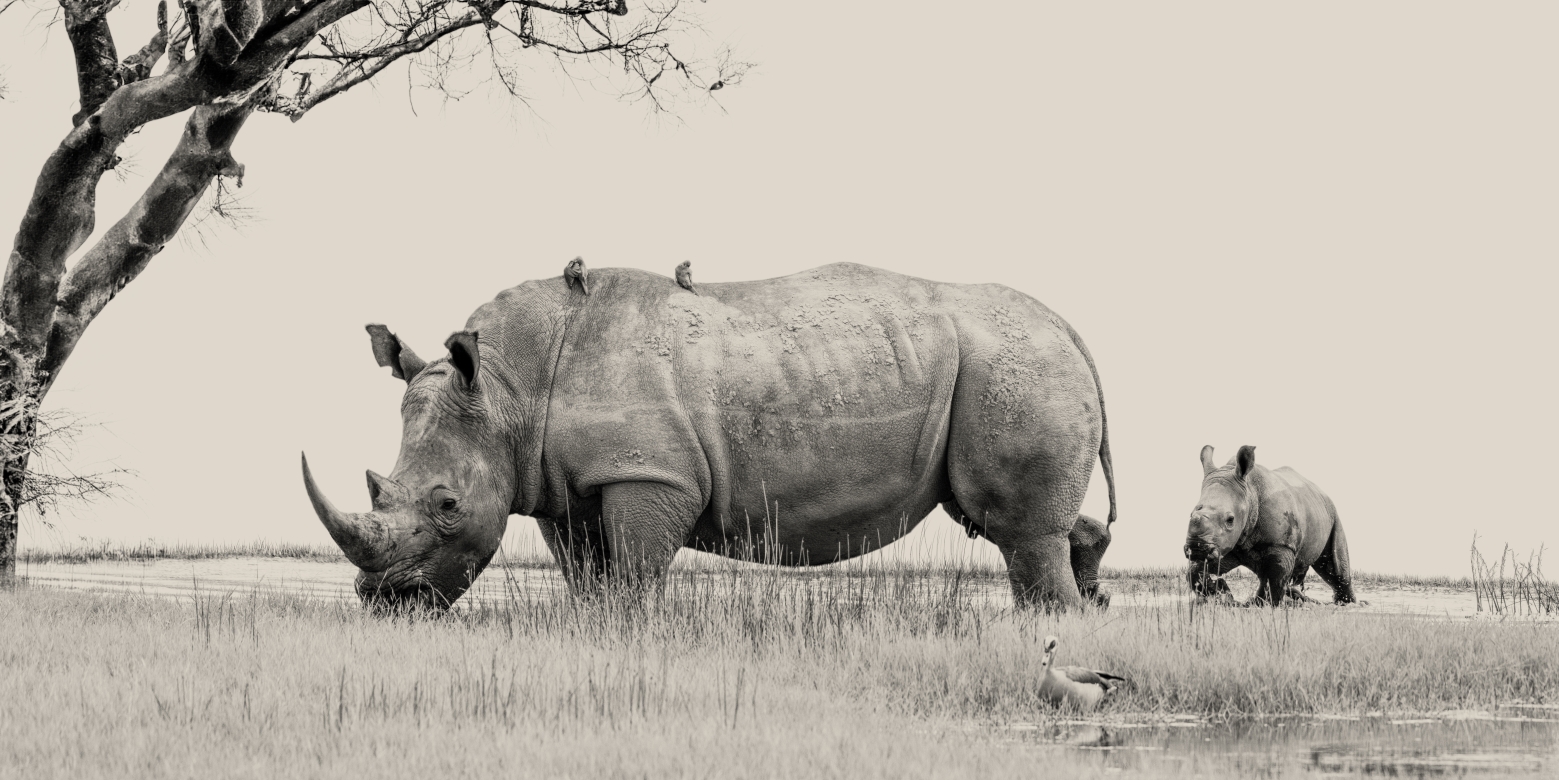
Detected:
left=0, top=0, right=747, bottom=575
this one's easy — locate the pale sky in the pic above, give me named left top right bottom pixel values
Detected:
left=2, top=2, right=1554, bottom=577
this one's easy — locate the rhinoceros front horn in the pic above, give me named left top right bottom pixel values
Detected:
left=302, top=453, right=392, bottom=572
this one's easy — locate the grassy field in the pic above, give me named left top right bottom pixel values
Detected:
left=2, top=557, right=1555, bottom=779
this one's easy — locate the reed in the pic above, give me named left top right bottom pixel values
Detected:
left=1470, top=535, right=1558, bottom=616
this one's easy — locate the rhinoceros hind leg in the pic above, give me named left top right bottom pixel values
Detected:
left=941, top=322, right=1098, bottom=611
left=997, top=530, right=1083, bottom=612
left=1312, top=519, right=1358, bottom=605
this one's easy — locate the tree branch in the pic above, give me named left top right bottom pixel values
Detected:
left=165, top=7, right=191, bottom=65
left=4, top=2, right=234, bottom=359
left=247, top=0, right=371, bottom=69
left=118, top=0, right=169, bottom=85
left=41, top=103, right=254, bottom=389
left=63, top=0, right=124, bottom=126
left=88, top=0, right=369, bottom=138
left=285, top=14, right=482, bottom=118
left=3, top=119, right=117, bottom=361
left=8, top=0, right=738, bottom=380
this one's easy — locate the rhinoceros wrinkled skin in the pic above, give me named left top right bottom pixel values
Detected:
left=303, top=262, right=1117, bottom=611
left=1183, top=445, right=1357, bottom=606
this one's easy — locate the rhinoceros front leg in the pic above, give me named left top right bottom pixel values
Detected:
left=1186, top=556, right=1240, bottom=601
left=1252, top=550, right=1299, bottom=607
left=598, top=481, right=700, bottom=592
left=535, top=515, right=611, bottom=595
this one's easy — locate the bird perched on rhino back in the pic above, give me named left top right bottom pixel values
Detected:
left=675, top=261, right=697, bottom=294
left=1038, top=635, right=1128, bottom=712
left=564, top=257, right=590, bottom=295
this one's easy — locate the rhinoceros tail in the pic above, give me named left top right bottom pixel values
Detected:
left=1062, top=321, right=1116, bottom=526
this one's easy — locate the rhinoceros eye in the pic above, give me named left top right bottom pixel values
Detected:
left=1225, top=515, right=1236, bottom=527
left=430, top=486, right=460, bottom=516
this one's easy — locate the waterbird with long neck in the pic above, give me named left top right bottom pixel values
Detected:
left=1037, top=635, right=1128, bottom=712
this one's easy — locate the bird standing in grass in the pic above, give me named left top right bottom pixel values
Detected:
left=564, top=257, right=590, bottom=295
left=1037, top=635, right=1128, bottom=712
left=675, top=261, right=697, bottom=294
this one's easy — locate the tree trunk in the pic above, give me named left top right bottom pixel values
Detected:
left=0, top=365, right=40, bottom=579
left=0, top=101, right=256, bottom=578
left=0, top=442, right=31, bottom=579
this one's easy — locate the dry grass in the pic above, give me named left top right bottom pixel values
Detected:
left=1, top=556, right=1556, bottom=780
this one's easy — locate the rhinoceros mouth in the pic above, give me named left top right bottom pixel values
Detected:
left=354, top=571, right=453, bottom=612
left=1184, top=540, right=1223, bottom=562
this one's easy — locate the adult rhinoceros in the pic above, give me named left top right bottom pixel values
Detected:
left=303, top=262, right=1116, bottom=610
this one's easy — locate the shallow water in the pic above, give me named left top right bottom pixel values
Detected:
left=15, top=557, right=1499, bottom=620
left=1107, top=578, right=1486, bottom=620
left=1016, top=711, right=1559, bottom=778
left=16, top=556, right=569, bottom=605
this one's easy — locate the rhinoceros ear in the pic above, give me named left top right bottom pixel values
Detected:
left=1235, top=445, right=1257, bottom=479
left=444, top=330, right=480, bottom=387
left=366, top=324, right=427, bottom=383
left=1200, top=445, right=1217, bottom=475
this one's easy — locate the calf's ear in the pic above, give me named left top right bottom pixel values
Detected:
left=445, top=330, right=480, bottom=387
left=1235, top=445, right=1257, bottom=479
left=1200, top=445, right=1217, bottom=475
left=366, top=324, right=427, bottom=382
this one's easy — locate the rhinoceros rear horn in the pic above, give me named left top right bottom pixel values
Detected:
left=366, top=324, right=427, bottom=383
left=302, top=453, right=392, bottom=571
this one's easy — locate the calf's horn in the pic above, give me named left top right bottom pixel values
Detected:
left=302, top=453, right=393, bottom=572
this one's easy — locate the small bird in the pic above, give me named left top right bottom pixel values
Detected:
left=564, top=257, right=590, bottom=295
left=675, top=261, right=697, bottom=295
left=1037, top=635, right=1129, bottom=712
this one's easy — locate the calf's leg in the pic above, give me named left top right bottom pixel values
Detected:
left=1253, top=550, right=1298, bottom=607
left=1187, top=556, right=1240, bottom=599
left=1312, top=519, right=1358, bottom=605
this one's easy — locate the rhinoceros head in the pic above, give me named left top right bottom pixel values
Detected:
left=1184, top=444, right=1258, bottom=562
left=303, top=325, right=515, bottom=609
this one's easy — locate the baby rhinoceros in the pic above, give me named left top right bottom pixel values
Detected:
left=1183, top=445, right=1358, bottom=607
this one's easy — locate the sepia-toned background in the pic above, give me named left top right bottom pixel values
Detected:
left=3, top=1, right=1554, bottom=575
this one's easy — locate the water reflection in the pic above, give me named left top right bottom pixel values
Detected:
left=1020, top=714, right=1559, bottom=778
